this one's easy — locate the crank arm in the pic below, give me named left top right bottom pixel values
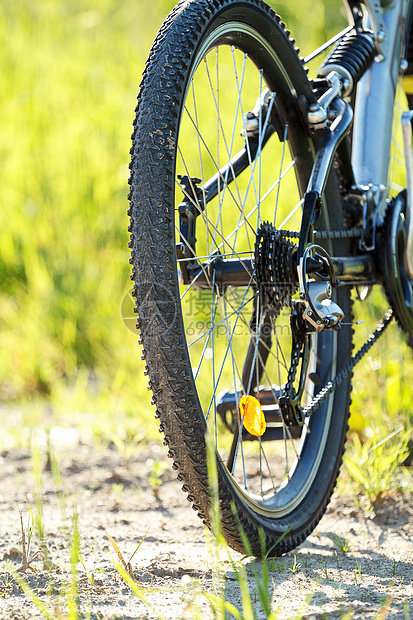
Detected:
left=298, top=97, right=353, bottom=260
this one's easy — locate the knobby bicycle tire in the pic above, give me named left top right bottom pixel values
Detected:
left=128, top=0, right=353, bottom=556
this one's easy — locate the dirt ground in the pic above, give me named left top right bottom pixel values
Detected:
left=0, top=435, right=412, bottom=620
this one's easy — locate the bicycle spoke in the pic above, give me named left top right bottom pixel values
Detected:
left=187, top=292, right=255, bottom=349
left=277, top=196, right=303, bottom=230
left=190, top=79, right=211, bottom=257
left=273, top=122, right=289, bottom=227
left=179, top=110, right=257, bottom=247
left=218, top=291, right=246, bottom=477
left=192, top=291, right=220, bottom=382
left=211, top=272, right=218, bottom=445
left=225, top=290, right=290, bottom=374
left=232, top=91, right=277, bottom=249
left=205, top=286, right=255, bottom=421
left=203, top=52, right=248, bottom=223
left=219, top=157, right=297, bottom=253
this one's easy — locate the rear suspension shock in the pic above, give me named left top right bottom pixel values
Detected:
left=318, top=30, right=376, bottom=96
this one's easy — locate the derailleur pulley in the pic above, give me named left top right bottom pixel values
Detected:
left=297, top=244, right=344, bottom=332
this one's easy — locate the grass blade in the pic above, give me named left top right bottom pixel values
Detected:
left=105, top=531, right=127, bottom=569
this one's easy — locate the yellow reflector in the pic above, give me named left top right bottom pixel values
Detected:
left=239, top=395, right=266, bottom=437
left=403, top=75, right=413, bottom=95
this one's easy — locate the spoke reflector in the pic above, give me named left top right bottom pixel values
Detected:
left=239, top=395, right=266, bottom=437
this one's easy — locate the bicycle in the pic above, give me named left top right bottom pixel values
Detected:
left=127, top=0, right=413, bottom=556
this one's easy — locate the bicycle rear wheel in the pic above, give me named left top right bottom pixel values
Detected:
left=128, top=0, right=353, bottom=556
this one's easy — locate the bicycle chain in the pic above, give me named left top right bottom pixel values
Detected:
left=278, top=323, right=306, bottom=426
left=300, top=309, right=394, bottom=420
left=285, top=337, right=302, bottom=389
left=277, top=227, right=364, bottom=240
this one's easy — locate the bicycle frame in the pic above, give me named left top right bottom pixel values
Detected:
left=352, top=0, right=412, bottom=196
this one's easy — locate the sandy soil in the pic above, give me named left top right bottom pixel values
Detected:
left=0, top=439, right=412, bottom=619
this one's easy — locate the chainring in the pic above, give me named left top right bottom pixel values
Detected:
left=383, top=190, right=413, bottom=335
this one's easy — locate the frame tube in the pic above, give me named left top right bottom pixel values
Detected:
left=352, top=0, right=411, bottom=205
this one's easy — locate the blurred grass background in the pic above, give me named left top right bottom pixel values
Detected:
left=0, top=0, right=411, bottom=454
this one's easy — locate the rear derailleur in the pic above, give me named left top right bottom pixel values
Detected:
left=254, top=224, right=344, bottom=428
left=278, top=240, right=345, bottom=426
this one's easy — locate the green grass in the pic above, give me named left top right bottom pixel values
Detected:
left=0, top=0, right=411, bottom=471
left=0, top=3, right=168, bottom=369
left=0, top=0, right=178, bottom=441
